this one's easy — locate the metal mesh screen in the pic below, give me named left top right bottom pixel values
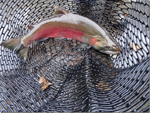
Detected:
left=0, top=0, right=149, bottom=112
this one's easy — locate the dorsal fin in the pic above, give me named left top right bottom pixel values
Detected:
left=28, top=25, right=34, bottom=30
left=54, top=6, right=70, bottom=15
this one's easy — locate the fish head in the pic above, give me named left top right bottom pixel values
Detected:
left=95, top=41, right=121, bottom=54
left=89, top=36, right=121, bottom=55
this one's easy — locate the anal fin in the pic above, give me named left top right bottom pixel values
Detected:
left=54, top=6, right=70, bottom=15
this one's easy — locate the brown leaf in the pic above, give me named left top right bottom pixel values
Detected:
left=130, top=43, right=141, bottom=51
left=39, top=76, right=51, bottom=91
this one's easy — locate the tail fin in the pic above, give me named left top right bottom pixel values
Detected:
left=0, top=37, right=28, bottom=61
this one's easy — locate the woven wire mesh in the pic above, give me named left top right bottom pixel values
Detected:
left=0, top=0, right=149, bottom=112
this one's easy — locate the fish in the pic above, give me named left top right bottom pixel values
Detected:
left=0, top=6, right=121, bottom=61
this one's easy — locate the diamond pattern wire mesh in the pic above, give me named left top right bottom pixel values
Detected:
left=0, top=0, right=149, bottom=112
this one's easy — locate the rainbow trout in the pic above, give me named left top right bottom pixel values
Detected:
left=0, top=6, right=121, bottom=60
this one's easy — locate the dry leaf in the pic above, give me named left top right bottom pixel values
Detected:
left=39, top=76, right=51, bottom=91
left=130, top=43, right=141, bottom=51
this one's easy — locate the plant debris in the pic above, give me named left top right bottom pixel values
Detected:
left=38, top=76, right=51, bottom=91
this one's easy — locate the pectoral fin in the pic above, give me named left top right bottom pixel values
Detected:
left=76, top=43, right=91, bottom=50
left=54, top=6, right=70, bottom=15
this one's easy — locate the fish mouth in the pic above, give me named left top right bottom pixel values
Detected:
left=101, top=45, right=121, bottom=55
left=94, top=44, right=121, bottom=55
left=101, top=50, right=121, bottom=55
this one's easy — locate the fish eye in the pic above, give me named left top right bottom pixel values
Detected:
left=105, top=45, right=110, bottom=48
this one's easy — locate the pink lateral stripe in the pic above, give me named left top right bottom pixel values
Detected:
left=34, top=27, right=84, bottom=42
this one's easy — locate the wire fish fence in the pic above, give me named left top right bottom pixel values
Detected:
left=0, top=0, right=149, bottom=112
